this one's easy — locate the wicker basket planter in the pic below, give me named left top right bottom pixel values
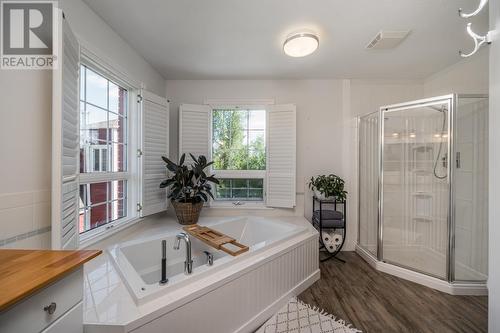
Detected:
left=171, top=201, right=204, bottom=225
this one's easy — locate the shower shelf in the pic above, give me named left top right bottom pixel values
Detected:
left=412, top=192, right=433, bottom=197
left=410, top=169, right=432, bottom=174
left=412, top=217, right=433, bottom=223
left=412, top=146, right=433, bottom=151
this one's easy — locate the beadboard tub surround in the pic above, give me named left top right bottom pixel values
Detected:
left=83, top=216, right=319, bottom=333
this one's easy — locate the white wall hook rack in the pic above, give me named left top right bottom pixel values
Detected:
left=459, top=23, right=493, bottom=58
left=458, top=0, right=488, bottom=18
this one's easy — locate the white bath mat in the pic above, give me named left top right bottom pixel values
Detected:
left=256, top=298, right=361, bottom=333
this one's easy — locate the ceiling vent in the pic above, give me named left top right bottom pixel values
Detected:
left=366, top=30, right=410, bottom=49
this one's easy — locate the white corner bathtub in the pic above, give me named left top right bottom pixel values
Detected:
left=109, top=217, right=308, bottom=304
left=97, top=216, right=320, bottom=333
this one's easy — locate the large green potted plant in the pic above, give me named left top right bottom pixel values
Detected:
left=160, top=153, right=219, bottom=225
left=308, top=174, right=347, bottom=201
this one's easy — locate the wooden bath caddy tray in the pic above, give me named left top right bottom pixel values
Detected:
left=182, top=224, right=249, bottom=256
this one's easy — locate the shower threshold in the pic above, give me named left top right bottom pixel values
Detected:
left=355, top=245, right=488, bottom=296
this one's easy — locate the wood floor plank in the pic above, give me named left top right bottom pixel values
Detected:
left=298, top=252, right=488, bottom=333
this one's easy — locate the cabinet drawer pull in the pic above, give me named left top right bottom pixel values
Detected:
left=43, top=302, right=57, bottom=315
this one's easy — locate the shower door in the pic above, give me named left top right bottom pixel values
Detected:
left=381, top=98, right=451, bottom=279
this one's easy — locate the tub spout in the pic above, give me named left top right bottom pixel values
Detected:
left=173, top=232, right=193, bottom=274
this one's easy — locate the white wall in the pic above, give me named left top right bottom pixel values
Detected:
left=351, top=79, right=424, bottom=117
left=0, top=0, right=165, bottom=249
left=489, top=0, right=500, bottom=330
left=423, top=48, right=489, bottom=96
left=0, top=71, right=53, bottom=249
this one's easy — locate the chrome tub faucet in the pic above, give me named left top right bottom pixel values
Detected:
left=173, top=232, right=193, bottom=274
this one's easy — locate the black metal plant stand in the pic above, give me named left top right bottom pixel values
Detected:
left=312, top=196, right=347, bottom=263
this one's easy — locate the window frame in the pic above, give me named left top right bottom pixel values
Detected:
left=78, top=47, right=141, bottom=246
left=209, top=104, right=269, bottom=206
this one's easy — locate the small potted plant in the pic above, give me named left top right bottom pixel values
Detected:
left=160, top=153, right=219, bottom=225
left=308, top=174, right=347, bottom=201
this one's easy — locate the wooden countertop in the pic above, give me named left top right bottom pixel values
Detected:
left=0, top=249, right=102, bottom=311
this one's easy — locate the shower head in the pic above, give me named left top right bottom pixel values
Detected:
left=429, top=105, right=448, bottom=113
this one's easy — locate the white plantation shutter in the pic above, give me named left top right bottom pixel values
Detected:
left=179, top=104, right=211, bottom=159
left=140, top=90, right=169, bottom=217
left=51, top=13, right=80, bottom=249
left=266, top=104, right=297, bottom=208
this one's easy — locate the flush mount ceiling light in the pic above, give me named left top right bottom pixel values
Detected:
left=283, top=32, right=319, bottom=57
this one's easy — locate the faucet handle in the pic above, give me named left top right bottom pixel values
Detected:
left=203, top=251, right=214, bottom=266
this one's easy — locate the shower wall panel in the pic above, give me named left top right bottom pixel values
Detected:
left=358, top=113, right=379, bottom=256
left=453, top=97, right=488, bottom=281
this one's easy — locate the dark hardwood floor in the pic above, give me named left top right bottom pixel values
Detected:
left=298, top=252, right=488, bottom=333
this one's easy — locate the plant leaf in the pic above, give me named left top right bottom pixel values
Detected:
left=199, top=192, right=208, bottom=202
left=206, top=176, right=219, bottom=184
left=179, top=153, right=186, bottom=165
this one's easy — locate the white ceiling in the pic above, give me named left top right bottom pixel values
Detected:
left=82, top=0, right=489, bottom=80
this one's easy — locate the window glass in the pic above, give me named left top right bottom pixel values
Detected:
left=109, top=143, right=126, bottom=172
left=80, top=65, right=128, bottom=173
left=91, top=146, right=108, bottom=172
left=108, top=81, right=127, bottom=115
left=79, top=181, right=128, bottom=234
left=212, top=108, right=266, bottom=202
left=85, top=68, right=108, bottom=109
left=79, top=65, right=129, bottom=234
left=108, top=199, right=126, bottom=223
left=108, top=111, right=126, bottom=144
left=214, top=178, right=264, bottom=201
left=110, top=180, right=126, bottom=201
left=212, top=109, right=266, bottom=171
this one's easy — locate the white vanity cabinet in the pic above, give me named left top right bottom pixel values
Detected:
left=41, top=303, right=84, bottom=333
left=0, top=268, right=83, bottom=333
left=0, top=250, right=101, bottom=333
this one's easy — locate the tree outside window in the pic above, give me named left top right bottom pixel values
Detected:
left=212, top=109, right=266, bottom=201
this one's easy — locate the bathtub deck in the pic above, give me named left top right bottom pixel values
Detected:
left=298, top=251, right=488, bottom=333
left=83, top=214, right=318, bottom=332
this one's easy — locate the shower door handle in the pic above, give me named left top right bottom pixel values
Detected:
left=456, top=152, right=461, bottom=169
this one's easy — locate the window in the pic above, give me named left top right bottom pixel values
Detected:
left=79, top=65, right=129, bottom=234
left=212, top=108, right=266, bottom=202
left=180, top=102, right=295, bottom=208
left=215, top=178, right=264, bottom=201
left=90, top=145, right=108, bottom=172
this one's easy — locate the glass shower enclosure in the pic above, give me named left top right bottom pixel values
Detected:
left=358, top=94, right=488, bottom=284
